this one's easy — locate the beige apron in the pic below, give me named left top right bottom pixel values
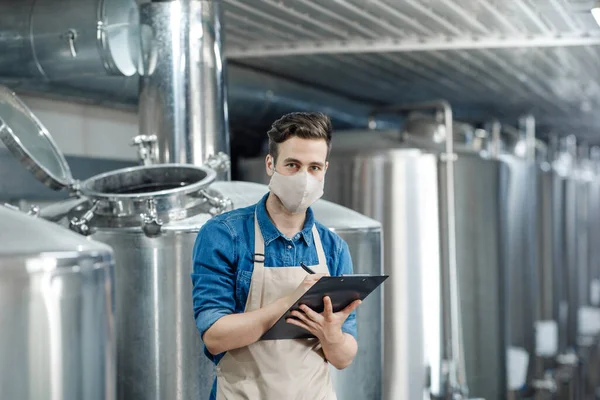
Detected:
left=215, top=213, right=336, bottom=400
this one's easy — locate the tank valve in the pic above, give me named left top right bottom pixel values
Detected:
left=131, top=135, right=158, bottom=166
left=199, top=189, right=233, bottom=215
left=141, top=199, right=163, bottom=238
left=532, top=372, right=557, bottom=393
left=205, top=152, right=231, bottom=172
left=69, top=201, right=99, bottom=236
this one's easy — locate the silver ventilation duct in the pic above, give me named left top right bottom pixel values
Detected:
left=138, top=1, right=229, bottom=173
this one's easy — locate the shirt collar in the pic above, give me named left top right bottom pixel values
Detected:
left=256, top=192, right=315, bottom=246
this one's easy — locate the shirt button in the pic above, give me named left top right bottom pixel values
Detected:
left=287, top=245, right=292, bottom=249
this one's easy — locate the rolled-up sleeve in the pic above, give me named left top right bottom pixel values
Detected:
left=335, top=239, right=358, bottom=340
left=191, top=219, right=237, bottom=343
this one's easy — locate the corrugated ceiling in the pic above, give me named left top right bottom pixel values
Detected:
left=222, top=0, right=600, bottom=141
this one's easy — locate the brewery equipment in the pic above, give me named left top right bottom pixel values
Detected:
left=239, top=101, right=520, bottom=399
left=0, top=204, right=115, bottom=400
left=0, top=85, right=384, bottom=400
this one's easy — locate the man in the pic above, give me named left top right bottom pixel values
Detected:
left=191, top=112, right=361, bottom=400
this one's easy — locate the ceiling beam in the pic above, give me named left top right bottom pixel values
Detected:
left=226, top=34, right=600, bottom=59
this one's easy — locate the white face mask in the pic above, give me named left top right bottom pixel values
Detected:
left=268, top=169, right=325, bottom=214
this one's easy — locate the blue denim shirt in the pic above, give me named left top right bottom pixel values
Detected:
left=191, top=192, right=357, bottom=398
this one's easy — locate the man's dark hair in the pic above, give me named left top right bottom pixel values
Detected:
left=267, top=112, right=332, bottom=162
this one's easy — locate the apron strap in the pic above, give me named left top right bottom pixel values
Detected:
left=246, top=211, right=266, bottom=312
left=311, top=225, right=327, bottom=267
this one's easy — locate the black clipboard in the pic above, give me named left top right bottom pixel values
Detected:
left=260, top=274, right=388, bottom=340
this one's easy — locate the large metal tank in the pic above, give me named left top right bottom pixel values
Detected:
left=0, top=86, right=384, bottom=400
left=569, top=142, right=600, bottom=399
left=239, top=104, right=515, bottom=399
left=492, top=124, right=541, bottom=398
left=584, top=147, right=600, bottom=398
left=0, top=204, right=115, bottom=400
left=532, top=136, right=569, bottom=397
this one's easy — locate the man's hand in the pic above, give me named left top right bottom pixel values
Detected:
left=286, top=296, right=360, bottom=344
left=286, top=296, right=361, bottom=369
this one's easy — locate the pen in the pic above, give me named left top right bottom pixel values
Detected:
left=300, top=261, right=316, bottom=274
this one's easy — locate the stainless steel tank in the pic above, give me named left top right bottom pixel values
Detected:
left=239, top=103, right=514, bottom=399
left=569, top=141, right=600, bottom=399
left=532, top=137, right=566, bottom=393
left=493, top=123, right=540, bottom=397
left=0, top=0, right=140, bottom=79
left=531, top=134, right=600, bottom=399
left=0, top=86, right=384, bottom=400
left=584, top=147, right=600, bottom=398
left=0, top=204, right=115, bottom=400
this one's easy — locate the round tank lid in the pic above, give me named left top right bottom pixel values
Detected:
left=0, top=85, right=74, bottom=191
left=0, top=205, right=111, bottom=258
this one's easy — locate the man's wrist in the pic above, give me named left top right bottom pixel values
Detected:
left=320, top=330, right=346, bottom=347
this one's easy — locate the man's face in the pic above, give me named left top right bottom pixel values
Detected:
left=265, top=137, right=328, bottom=180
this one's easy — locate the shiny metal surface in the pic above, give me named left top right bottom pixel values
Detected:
left=322, top=153, right=440, bottom=400
left=588, top=148, right=600, bottom=309
left=498, top=155, right=538, bottom=394
left=29, top=176, right=383, bottom=400
left=78, top=164, right=218, bottom=224
left=64, top=179, right=382, bottom=400
left=0, top=0, right=138, bottom=79
left=0, top=85, right=74, bottom=190
left=0, top=0, right=399, bottom=135
left=560, top=136, right=580, bottom=351
left=239, top=126, right=508, bottom=399
left=534, top=163, right=564, bottom=377
left=369, top=101, right=468, bottom=398
left=575, top=151, right=592, bottom=320
left=138, top=1, right=230, bottom=176
left=401, top=113, right=484, bottom=154
left=91, top=226, right=212, bottom=400
left=0, top=205, right=115, bottom=400
left=2, top=0, right=600, bottom=136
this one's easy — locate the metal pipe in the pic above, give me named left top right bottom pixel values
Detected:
left=484, top=119, right=502, bottom=158
left=138, top=0, right=230, bottom=179
left=369, top=100, right=468, bottom=399
left=519, top=114, right=536, bottom=163
left=0, top=0, right=140, bottom=79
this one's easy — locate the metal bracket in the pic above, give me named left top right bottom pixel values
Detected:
left=205, top=152, right=231, bottom=172
left=199, top=189, right=233, bottom=216
left=131, top=135, right=158, bottom=166
left=141, top=198, right=163, bottom=238
left=27, top=205, right=40, bottom=217
left=69, top=201, right=99, bottom=236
